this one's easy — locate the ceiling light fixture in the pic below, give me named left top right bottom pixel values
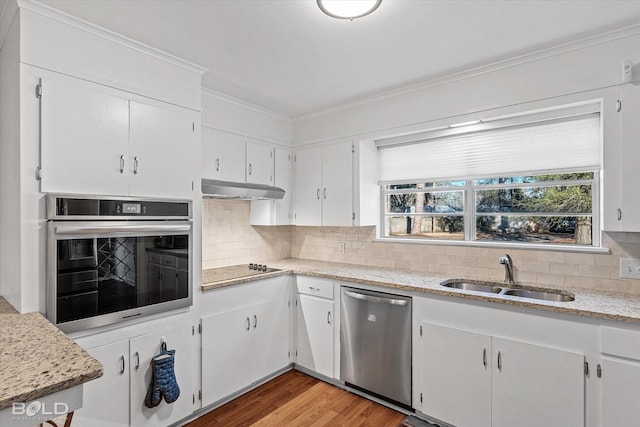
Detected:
left=317, top=0, right=382, bottom=20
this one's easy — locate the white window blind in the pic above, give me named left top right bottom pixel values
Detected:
left=378, top=108, right=601, bottom=182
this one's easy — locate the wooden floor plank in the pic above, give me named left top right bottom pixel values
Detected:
left=186, top=370, right=407, bottom=427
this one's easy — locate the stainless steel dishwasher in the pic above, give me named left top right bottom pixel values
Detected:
left=340, top=286, right=412, bottom=408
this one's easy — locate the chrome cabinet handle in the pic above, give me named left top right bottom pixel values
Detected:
left=316, top=188, right=320, bottom=200
left=618, top=208, right=622, bottom=221
left=119, top=155, right=125, bottom=174
left=248, top=163, right=252, bottom=175
left=483, top=348, right=487, bottom=368
left=497, top=351, right=502, bottom=372
left=246, top=317, right=250, bottom=331
left=323, top=188, right=327, bottom=199
left=134, top=351, right=140, bottom=371
left=119, top=355, right=125, bottom=375
left=327, top=311, right=331, bottom=325
left=216, top=158, right=220, bottom=172
left=133, top=156, right=139, bottom=175
left=253, top=314, right=258, bottom=329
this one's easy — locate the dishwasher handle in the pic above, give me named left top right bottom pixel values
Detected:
left=343, top=290, right=409, bottom=306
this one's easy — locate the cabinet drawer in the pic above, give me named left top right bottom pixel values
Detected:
left=161, top=255, right=177, bottom=268
left=296, top=276, right=334, bottom=299
left=148, top=252, right=162, bottom=264
left=601, top=326, right=640, bottom=359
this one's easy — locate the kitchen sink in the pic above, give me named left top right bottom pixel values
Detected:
left=440, top=279, right=575, bottom=302
left=502, top=288, right=575, bottom=302
left=440, top=279, right=503, bottom=294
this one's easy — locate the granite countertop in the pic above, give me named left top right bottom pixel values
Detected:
left=203, top=259, right=640, bottom=324
left=0, top=298, right=103, bottom=411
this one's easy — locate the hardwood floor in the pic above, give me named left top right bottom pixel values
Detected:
left=186, top=370, right=408, bottom=427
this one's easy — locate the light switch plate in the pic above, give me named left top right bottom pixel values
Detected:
left=338, top=242, right=345, bottom=254
left=620, top=258, right=640, bottom=279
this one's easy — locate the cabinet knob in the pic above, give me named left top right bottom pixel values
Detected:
left=133, top=156, right=139, bottom=175
left=316, top=189, right=320, bottom=200
left=119, top=355, right=125, bottom=375
left=246, top=317, right=251, bottom=331
left=323, top=188, right=327, bottom=200
left=253, top=314, right=258, bottom=329
left=482, top=348, right=487, bottom=368
left=216, top=158, right=220, bottom=172
left=249, top=163, right=252, bottom=175
left=134, top=351, right=140, bottom=371
left=119, top=155, right=125, bottom=174
left=617, top=208, right=622, bottom=221
left=497, top=351, right=502, bottom=372
left=327, top=311, right=332, bottom=325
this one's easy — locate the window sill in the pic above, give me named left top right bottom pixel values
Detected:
left=374, top=237, right=611, bottom=254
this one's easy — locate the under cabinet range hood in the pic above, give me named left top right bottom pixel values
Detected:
left=201, top=179, right=285, bottom=200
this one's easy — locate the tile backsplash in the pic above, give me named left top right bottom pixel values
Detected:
left=203, top=200, right=640, bottom=295
left=202, top=199, right=291, bottom=269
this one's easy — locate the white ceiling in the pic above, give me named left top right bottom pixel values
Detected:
left=40, top=0, right=640, bottom=118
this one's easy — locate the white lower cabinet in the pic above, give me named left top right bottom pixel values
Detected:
left=295, top=294, right=334, bottom=377
left=600, top=326, right=640, bottom=427
left=201, top=298, right=290, bottom=407
left=294, top=276, right=335, bottom=378
left=74, top=323, right=194, bottom=427
left=419, top=322, right=585, bottom=427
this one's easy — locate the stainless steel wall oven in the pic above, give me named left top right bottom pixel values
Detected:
left=47, top=195, right=193, bottom=333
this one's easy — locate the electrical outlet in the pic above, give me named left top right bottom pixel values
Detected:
left=620, top=258, right=640, bottom=279
left=338, top=242, right=345, bottom=254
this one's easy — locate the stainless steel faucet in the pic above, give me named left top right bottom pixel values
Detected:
left=498, top=254, right=515, bottom=284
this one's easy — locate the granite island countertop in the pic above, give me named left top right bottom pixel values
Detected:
left=0, top=297, right=103, bottom=411
left=203, top=258, right=640, bottom=324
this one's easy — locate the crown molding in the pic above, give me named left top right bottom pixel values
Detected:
left=16, top=0, right=208, bottom=75
left=294, top=22, right=640, bottom=123
left=202, top=87, right=292, bottom=122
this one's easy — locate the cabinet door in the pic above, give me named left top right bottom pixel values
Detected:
left=246, top=140, right=274, bottom=185
left=201, top=308, right=253, bottom=407
left=618, top=84, right=640, bottom=231
left=40, top=75, right=130, bottom=196
left=419, top=323, right=491, bottom=427
left=129, top=101, right=195, bottom=199
left=74, top=340, right=130, bottom=427
left=252, top=298, right=291, bottom=380
left=293, top=146, right=322, bottom=225
left=602, top=87, right=623, bottom=231
left=201, top=127, right=246, bottom=182
left=274, top=147, right=293, bottom=224
left=322, top=142, right=353, bottom=226
left=492, top=337, right=584, bottom=427
left=129, top=323, right=194, bottom=427
left=601, top=357, right=640, bottom=427
left=295, top=294, right=334, bottom=377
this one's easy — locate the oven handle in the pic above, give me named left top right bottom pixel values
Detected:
left=54, top=224, right=191, bottom=235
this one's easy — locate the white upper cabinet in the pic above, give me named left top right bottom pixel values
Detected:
left=246, top=139, right=274, bottom=186
left=249, top=146, right=293, bottom=225
left=293, top=142, right=349, bottom=226
left=293, top=140, right=378, bottom=227
left=40, top=75, right=130, bottom=196
left=40, top=73, right=197, bottom=199
left=603, top=84, right=640, bottom=232
left=322, top=142, right=354, bottom=226
left=129, top=101, right=196, bottom=199
left=201, top=128, right=246, bottom=183
left=293, top=145, right=323, bottom=225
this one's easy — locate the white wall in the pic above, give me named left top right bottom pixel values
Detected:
left=0, top=4, right=22, bottom=309
left=293, top=25, right=640, bottom=144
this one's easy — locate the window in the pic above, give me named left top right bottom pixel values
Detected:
left=378, top=102, right=601, bottom=248
left=382, top=172, right=596, bottom=245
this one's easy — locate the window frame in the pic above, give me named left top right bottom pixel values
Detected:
left=379, top=171, right=601, bottom=249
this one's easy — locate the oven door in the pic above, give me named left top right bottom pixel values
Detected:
left=47, top=220, right=192, bottom=332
